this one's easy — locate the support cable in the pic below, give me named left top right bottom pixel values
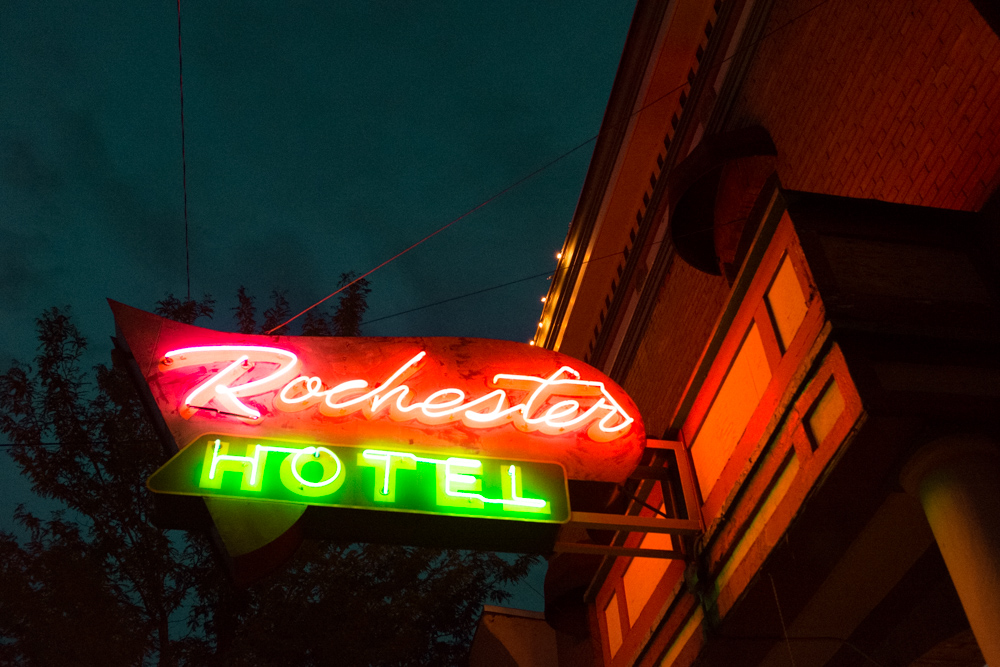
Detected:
left=265, top=136, right=597, bottom=334
left=358, top=212, right=746, bottom=328
left=265, top=0, right=833, bottom=335
left=177, top=0, right=191, bottom=301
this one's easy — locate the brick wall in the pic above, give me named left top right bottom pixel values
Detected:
left=623, top=252, right=730, bottom=438
left=728, top=0, right=1000, bottom=210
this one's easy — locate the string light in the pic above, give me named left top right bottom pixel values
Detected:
left=261, top=0, right=834, bottom=338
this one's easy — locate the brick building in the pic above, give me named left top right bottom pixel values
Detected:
left=474, top=0, right=1000, bottom=665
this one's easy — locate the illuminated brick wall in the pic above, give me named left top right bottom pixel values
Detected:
left=622, top=0, right=1000, bottom=441
left=729, top=0, right=1000, bottom=210
left=621, top=256, right=729, bottom=439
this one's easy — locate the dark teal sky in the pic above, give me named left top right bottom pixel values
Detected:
left=1, top=0, right=635, bottom=609
left=2, top=1, right=633, bottom=363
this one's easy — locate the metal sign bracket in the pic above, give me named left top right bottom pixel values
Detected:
left=555, top=439, right=703, bottom=561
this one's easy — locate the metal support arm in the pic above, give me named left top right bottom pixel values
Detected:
left=553, top=439, right=703, bottom=561
left=567, top=511, right=701, bottom=535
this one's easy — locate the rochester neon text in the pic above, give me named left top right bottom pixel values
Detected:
left=162, top=346, right=633, bottom=441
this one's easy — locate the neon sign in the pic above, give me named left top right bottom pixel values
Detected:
left=161, top=346, right=634, bottom=441
left=148, top=434, right=570, bottom=524
left=110, top=301, right=643, bottom=565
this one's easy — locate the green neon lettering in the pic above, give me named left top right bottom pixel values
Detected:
left=438, top=457, right=484, bottom=509
left=501, top=464, right=547, bottom=512
left=358, top=449, right=484, bottom=508
left=213, top=438, right=260, bottom=485
left=201, top=439, right=263, bottom=491
left=279, top=446, right=346, bottom=497
left=200, top=439, right=344, bottom=497
left=358, top=448, right=550, bottom=513
left=358, top=450, right=416, bottom=502
left=442, top=461, right=547, bottom=511
left=291, top=447, right=342, bottom=488
left=151, top=435, right=568, bottom=523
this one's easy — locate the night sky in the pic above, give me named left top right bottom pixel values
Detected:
left=1, top=1, right=634, bottom=610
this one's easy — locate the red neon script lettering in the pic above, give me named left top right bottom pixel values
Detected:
left=161, top=346, right=299, bottom=420
left=164, top=346, right=634, bottom=440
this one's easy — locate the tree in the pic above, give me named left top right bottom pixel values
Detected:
left=0, top=509, right=148, bottom=665
left=154, top=294, right=216, bottom=327
left=232, top=287, right=257, bottom=335
left=260, top=290, right=291, bottom=334
left=332, top=272, right=371, bottom=337
left=0, top=292, right=536, bottom=666
left=0, top=305, right=203, bottom=666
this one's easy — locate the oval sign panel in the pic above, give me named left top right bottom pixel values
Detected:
left=111, top=302, right=646, bottom=484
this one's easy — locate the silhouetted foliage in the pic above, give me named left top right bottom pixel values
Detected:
left=0, top=509, right=148, bottom=665
left=0, top=305, right=206, bottom=666
left=155, top=294, right=216, bottom=325
left=300, top=308, right=333, bottom=336
left=260, top=290, right=290, bottom=333
left=232, top=287, right=257, bottom=335
left=0, top=292, right=536, bottom=666
left=333, top=272, right=371, bottom=337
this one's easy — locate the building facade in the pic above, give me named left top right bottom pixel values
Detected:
left=483, top=0, right=1000, bottom=665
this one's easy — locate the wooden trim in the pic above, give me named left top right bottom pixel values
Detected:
left=754, top=299, right=784, bottom=370
left=683, top=208, right=826, bottom=528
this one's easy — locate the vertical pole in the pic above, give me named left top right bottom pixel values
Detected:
left=901, top=434, right=1000, bottom=664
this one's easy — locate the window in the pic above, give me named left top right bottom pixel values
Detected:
left=690, top=323, right=772, bottom=496
left=765, top=254, right=808, bottom=352
left=622, top=507, right=673, bottom=625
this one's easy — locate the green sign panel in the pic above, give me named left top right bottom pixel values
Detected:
left=148, top=434, right=570, bottom=524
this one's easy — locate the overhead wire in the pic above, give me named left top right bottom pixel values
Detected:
left=0, top=440, right=159, bottom=450
left=265, top=0, right=833, bottom=334
left=167, top=0, right=833, bottom=336
left=361, top=246, right=640, bottom=327
left=264, top=135, right=599, bottom=334
left=359, top=208, right=764, bottom=328
left=362, top=270, right=556, bottom=327
left=177, top=0, right=191, bottom=301
left=770, top=573, right=798, bottom=667
left=7, top=0, right=833, bottom=456
left=0, top=214, right=763, bottom=456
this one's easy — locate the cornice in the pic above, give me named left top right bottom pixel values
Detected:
left=542, top=0, right=673, bottom=350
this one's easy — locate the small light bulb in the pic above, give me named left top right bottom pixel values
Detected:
left=556, top=252, right=563, bottom=260
left=537, top=322, right=544, bottom=328
left=540, top=296, right=546, bottom=303
left=528, top=340, right=536, bottom=346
